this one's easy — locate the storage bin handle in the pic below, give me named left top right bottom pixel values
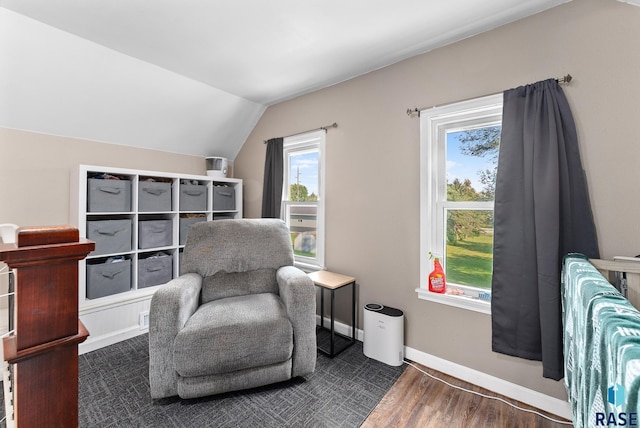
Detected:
left=98, top=186, right=122, bottom=195
left=217, top=191, right=232, bottom=197
left=184, top=189, right=204, bottom=196
left=97, top=227, right=125, bottom=236
left=142, top=187, right=168, bottom=196
left=101, top=269, right=124, bottom=279
left=145, top=265, right=164, bottom=272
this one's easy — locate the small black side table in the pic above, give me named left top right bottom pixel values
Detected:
left=308, top=270, right=356, bottom=358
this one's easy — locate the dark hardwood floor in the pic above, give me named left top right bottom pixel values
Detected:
left=362, top=362, right=573, bottom=428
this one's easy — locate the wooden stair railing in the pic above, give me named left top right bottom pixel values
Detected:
left=0, top=226, right=94, bottom=428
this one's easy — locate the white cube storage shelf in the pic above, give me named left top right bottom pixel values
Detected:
left=71, top=164, right=243, bottom=308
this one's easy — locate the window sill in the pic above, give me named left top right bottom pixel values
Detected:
left=294, top=261, right=325, bottom=273
left=415, top=287, right=491, bottom=315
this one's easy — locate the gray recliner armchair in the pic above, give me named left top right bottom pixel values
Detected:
left=149, top=219, right=317, bottom=399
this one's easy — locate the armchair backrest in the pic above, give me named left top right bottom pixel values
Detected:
left=181, top=219, right=295, bottom=303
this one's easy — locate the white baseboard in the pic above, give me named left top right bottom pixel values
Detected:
left=79, top=325, right=148, bottom=355
left=321, top=317, right=571, bottom=420
left=404, top=347, right=572, bottom=420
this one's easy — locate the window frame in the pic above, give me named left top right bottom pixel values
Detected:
left=417, top=94, right=503, bottom=314
left=282, top=130, right=326, bottom=271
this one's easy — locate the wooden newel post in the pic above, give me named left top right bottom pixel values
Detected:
left=0, top=226, right=94, bottom=428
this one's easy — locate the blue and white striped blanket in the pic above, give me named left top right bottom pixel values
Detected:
left=562, top=254, right=640, bottom=428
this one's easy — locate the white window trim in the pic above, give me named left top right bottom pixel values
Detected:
left=415, top=286, right=491, bottom=314
left=418, top=94, right=502, bottom=314
left=282, top=130, right=326, bottom=271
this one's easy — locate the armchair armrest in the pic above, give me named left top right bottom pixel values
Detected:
left=149, top=273, right=202, bottom=399
left=277, top=266, right=317, bottom=377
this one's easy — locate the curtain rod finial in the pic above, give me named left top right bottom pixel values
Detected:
left=558, top=74, right=572, bottom=84
left=407, top=108, right=420, bottom=117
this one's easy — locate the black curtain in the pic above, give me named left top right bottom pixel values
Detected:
left=261, top=137, right=284, bottom=218
left=491, top=79, right=599, bottom=380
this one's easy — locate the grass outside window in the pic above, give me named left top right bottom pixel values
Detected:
left=445, top=232, right=493, bottom=289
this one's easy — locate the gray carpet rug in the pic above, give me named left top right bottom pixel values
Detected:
left=77, top=334, right=405, bottom=427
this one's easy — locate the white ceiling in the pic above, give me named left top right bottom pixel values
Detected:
left=0, top=0, right=570, bottom=158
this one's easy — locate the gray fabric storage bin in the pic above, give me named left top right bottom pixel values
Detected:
left=88, top=178, right=132, bottom=212
left=87, top=258, right=131, bottom=299
left=213, top=186, right=235, bottom=211
left=139, top=220, right=173, bottom=249
left=179, top=184, right=207, bottom=211
left=139, top=181, right=172, bottom=212
left=138, top=253, right=173, bottom=288
left=213, top=213, right=235, bottom=220
left=87, top=219, right=132, bottom=256
left=179, top=217, right=206, bottom=245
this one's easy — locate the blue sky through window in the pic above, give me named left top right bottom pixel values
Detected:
left=446, top=130, right=498, bottom=193
left=289, top=151, right=319, bottom=196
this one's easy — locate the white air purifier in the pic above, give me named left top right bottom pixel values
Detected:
left=363, top=303, right=404, bottom=366
left=206, top=157, right=228, bottom=178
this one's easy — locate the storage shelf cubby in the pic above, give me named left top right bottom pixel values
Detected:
left=71, top=164, right=243, bottom=309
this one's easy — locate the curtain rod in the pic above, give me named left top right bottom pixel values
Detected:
left=264, top=122, right=338, bottom=144
left=406, top=74, right=573, bottom=118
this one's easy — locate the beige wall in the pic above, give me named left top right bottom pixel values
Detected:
left=234, top=0, right=640, bottom=399
left=0, top=127, right=206, bottom=226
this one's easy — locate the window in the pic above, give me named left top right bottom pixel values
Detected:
left=282, top=130, right=326, bottom=270
left=418, top=94, right=502, bottom=314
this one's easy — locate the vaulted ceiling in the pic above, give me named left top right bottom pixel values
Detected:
left=0, top=0, right=571, bottom=158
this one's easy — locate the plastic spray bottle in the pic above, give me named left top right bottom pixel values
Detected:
left=428, top=257, right=446, bottom=293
